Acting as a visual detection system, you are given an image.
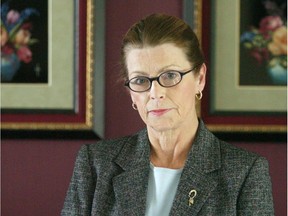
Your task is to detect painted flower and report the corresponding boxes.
[1,43,14,55]
[12,23,32,46]
[259,15,283,38]
[0,25,9,47]
[268,26,287,55]
[250,48,270,66]
[17,46,32,63]
[6,10,20,25]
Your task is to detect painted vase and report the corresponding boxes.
[267,63,287,85]
[1,52,21,82]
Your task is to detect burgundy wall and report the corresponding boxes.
[1,1,287,216]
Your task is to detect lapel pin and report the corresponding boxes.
[188,189,197,206]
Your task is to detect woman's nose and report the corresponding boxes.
[149,80,165,100]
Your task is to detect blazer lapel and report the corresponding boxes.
[170,121,221,215]
[112,130,151,215]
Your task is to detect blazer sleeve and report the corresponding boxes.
[61,145,96,216]
[237,156,274,215]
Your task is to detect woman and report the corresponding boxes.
[62,14,274,215]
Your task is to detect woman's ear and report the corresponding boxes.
[198,63,206,91]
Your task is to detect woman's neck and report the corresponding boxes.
[147,119,199,169]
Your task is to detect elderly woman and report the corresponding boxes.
[62,14,274,215]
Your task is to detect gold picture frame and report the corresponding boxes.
[191,0,287,135]
[1,0,105,138]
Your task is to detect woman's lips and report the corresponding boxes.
[148,109,171,116]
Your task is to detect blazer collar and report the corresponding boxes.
[113,129,150,171]
[112,120,221,215]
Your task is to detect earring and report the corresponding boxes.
[195,90,203,100]
[132,102,138,110]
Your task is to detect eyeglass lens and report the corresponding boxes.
[128,71,182,92]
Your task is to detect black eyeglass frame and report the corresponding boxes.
[124,63,202,92]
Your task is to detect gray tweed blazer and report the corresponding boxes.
[62,120,274,215]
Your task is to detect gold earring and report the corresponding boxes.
[132,102,137,110]
[195,90,203,100]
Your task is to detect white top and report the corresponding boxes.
[145,163,183,216]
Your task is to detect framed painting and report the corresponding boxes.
[192,0,287,141]
[1,0,105,139]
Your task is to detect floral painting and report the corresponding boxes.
[239,0,287,86]
[1,0,48,83]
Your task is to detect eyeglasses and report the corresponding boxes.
[125,64,201,92]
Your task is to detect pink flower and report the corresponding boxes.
[259,16,283,38]
[17,46,32,63]
[6,10,20,25]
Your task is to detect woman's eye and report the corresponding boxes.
[162,71,178,80]
[131,77,148,85]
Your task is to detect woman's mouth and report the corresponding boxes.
[148,109,171,116]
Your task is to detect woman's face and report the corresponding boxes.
[126,43,206,132]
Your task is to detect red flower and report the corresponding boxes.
[17,46,32,63]
[250,48,270,66]
[259,16,283,38]
[1,43,15,55]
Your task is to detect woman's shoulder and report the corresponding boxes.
[199,120,265,165]
[77,129,146,161]
[218,139,268,171]
[219,140,258,159]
